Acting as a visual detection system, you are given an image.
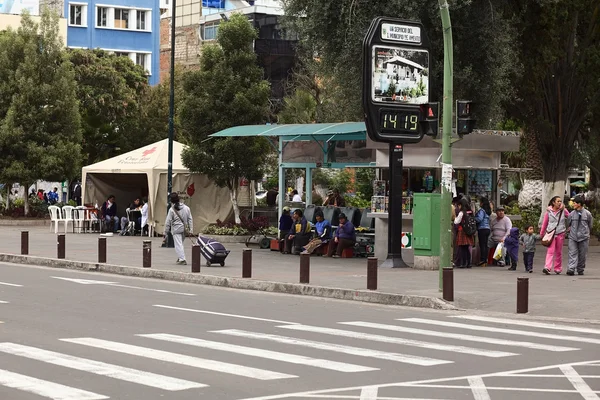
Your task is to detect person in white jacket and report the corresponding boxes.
[164,193,193,265]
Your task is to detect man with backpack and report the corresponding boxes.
[487,206,513,266]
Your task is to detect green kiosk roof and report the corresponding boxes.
[210,122,367,142]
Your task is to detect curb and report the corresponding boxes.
[0,253,456,311]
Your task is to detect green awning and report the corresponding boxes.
[210,122,367,142]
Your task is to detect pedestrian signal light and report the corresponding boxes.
[456,100,476,136]
[419,102,439,137]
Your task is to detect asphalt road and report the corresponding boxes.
[1,262,599,400]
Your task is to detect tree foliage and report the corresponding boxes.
[0,11,81,215]
[180,13,272,222]
[69,48,149,165]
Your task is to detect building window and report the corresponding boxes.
[97,7,108,27]
[115,52,130,58]
[69,4,85,26]
[203,23,219,40]
[136,10,147,30]
[114,9,129,29]
[135,53,150,74]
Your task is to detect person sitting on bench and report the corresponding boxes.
[302,210,332,254]
[326,212,356,258]
[284,209,312,255]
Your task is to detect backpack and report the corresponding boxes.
[461,212,477,236]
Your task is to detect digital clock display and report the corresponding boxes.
[379,110,420,134]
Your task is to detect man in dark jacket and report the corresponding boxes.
[284,209,312,254]
[326,213,356,258]
[101,195,119,233]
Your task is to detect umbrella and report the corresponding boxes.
[570,180,586,187]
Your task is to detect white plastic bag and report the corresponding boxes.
[493,242,504,261]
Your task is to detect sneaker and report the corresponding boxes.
[332,255,340,258]
[528,270,533,273]
[578,271,584,276]
[555,271,561,275]
[543,268,550,275]
[176,259,187,265]
[508,267,516,271]
[567,270,575,276]
[477,261,487,267]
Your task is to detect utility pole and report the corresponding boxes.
[438,0,453,291]
[164,0,177,248]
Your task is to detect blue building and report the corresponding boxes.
[65,0,160,85]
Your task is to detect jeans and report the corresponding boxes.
[523,252,534,271]
[478,229,490,263]
[104,216,119,232]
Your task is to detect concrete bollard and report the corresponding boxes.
[57,234,65,259]
[442,268,454,302]
[517,277,529,314]
[191,245,201,273]
[242,248,252,278]
[300,253,310,284]
[98,237,107,263]
[21,231,29,255]
[142,240,151,268]
[367,257,378,290]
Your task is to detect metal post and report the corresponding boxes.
[517,277,529,314]
[98,237,106,263]
[300,253,310,284]
[277,138,285,239]
[143,240,152,268]
[438,0,454,291]
[164,0,177,249]
[242,248,252,278]
[367,257,378,290]
[382,143,409,268]
[442,267,454,302]
[57,234,65,259]
[191,244,201,273]
[21,231,29,255]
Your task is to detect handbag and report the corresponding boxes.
[172,207,192,237]
[493,242,504,261]
[541,209,563,247]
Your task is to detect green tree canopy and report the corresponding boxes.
[69,48,149,165]
[0,11,81,215]
[180,13,272,223]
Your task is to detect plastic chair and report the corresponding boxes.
[48,206,66,234]
[338,207,361,227]
[322,206,340,227]
[74,206,88,233]
[62,206,75,233]
[303,205,321,224]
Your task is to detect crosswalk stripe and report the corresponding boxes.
[400,318,600,345]
[0,281,22,287]
[0,368,108,400]
[62,337,296,381]
[277,325,517,358]
[138,333,377,373]
[340,321,578,352]
[0,342,206,391]
[214,329,452,366]
[0,300,9,304]
[451,315,600,335]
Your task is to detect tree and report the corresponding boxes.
[506,0,600,211]
[0,11,81,216]
[282,0,518,126]
[69,48,149,165]
[180,13,272,223]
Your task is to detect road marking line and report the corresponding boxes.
[341,321,577,352]
[304,396,449,400]
[560,365,600,400]
[0,342,205,391]
[154,305,299,325]
[450,315,600,335]
[0,368,108,400]
[213,329,452,366]
[235,359,600,400]
[277,325,517,358]
[62,337,296,381]
[400,384,597,393]
[0,281,22,287]
[468,377,491,400]
[400,318,600,345]
[51,277,195,296]
[0,301,8,304]
[499,374,600,378]
[359,386,378,399]
[138,333,377,373]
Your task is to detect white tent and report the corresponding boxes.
[82,139,233,234]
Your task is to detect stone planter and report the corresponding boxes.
[202,234,252,244]
[0,218,49,226]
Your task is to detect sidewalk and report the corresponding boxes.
[0,226,598,320]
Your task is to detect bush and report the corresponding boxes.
[503,204,541,232]
[203,216,277,236]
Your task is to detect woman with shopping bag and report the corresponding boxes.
[540,196,569,275]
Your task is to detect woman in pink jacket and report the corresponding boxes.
[540,196,569,275]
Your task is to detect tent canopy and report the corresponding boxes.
[82,139,233,234]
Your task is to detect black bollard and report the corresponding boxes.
[57,234,65,259]
[517,277,529,314]
[191,245,201,273]
[242,248,252,278]
[300,253,310,284]
[98,237,107,263]
[442,268,454,302]
[367,257,378,290]
[142,240,151,268]
[21,231,29,255]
